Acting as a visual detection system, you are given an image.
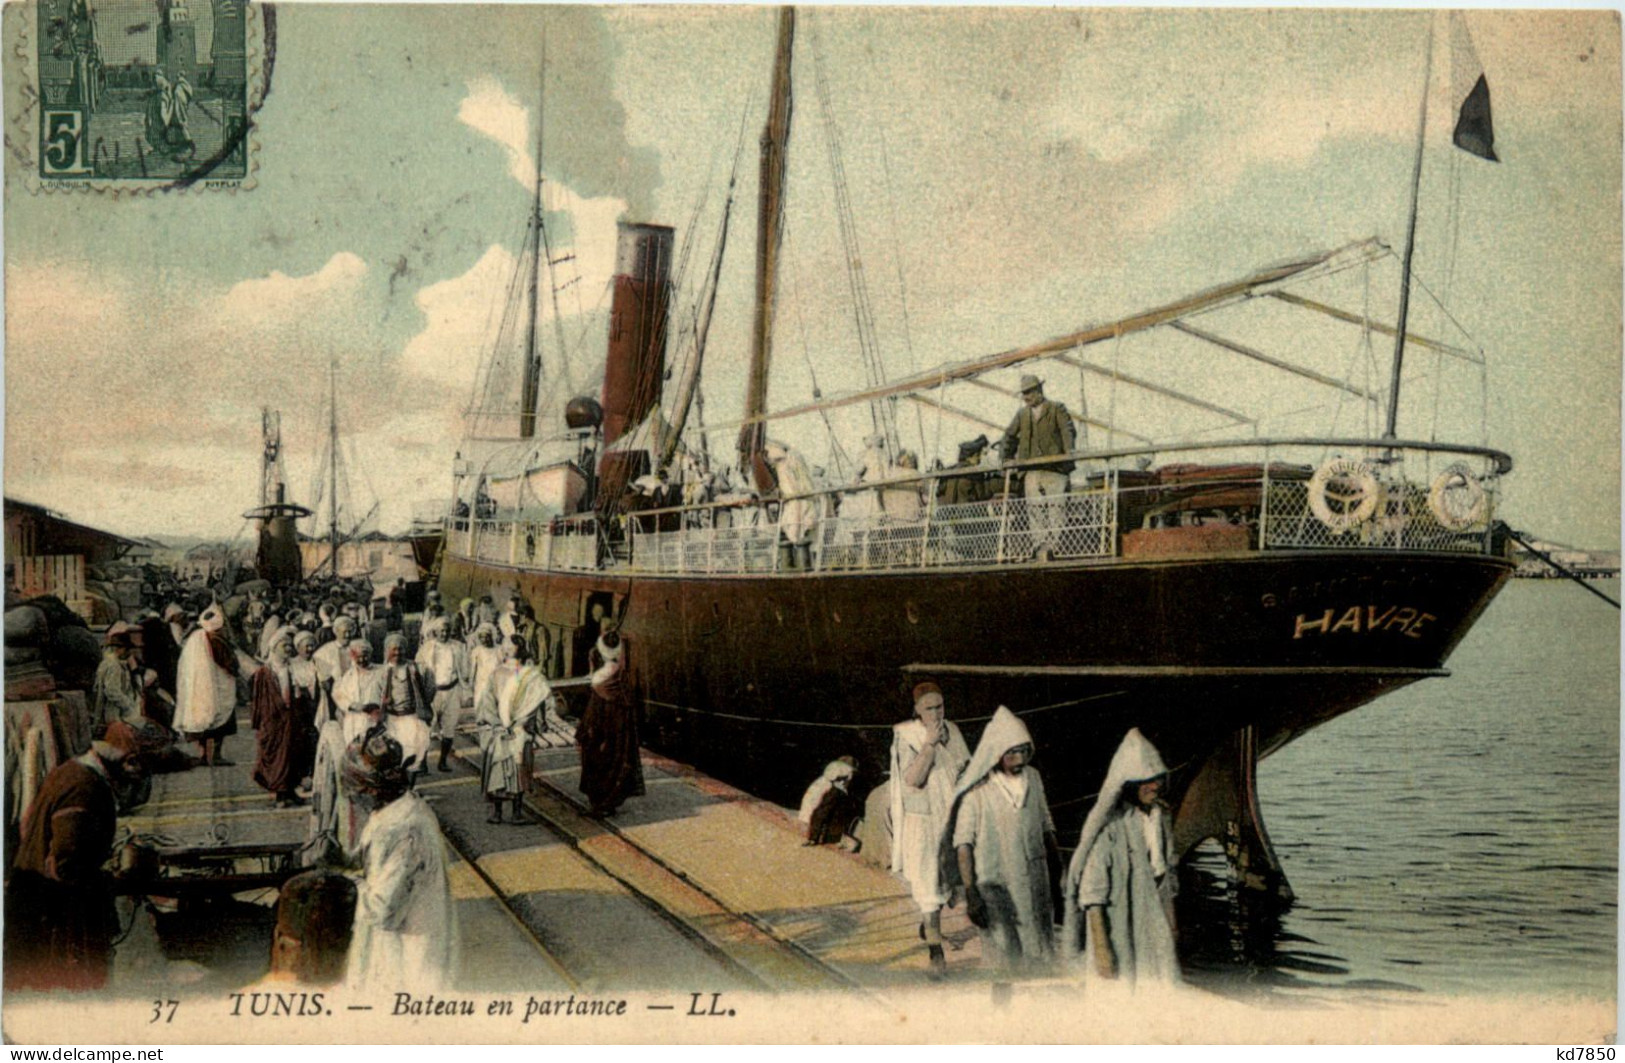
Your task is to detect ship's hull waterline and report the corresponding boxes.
[440,547,1514,854]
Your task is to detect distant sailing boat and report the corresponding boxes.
[302,353,383,580]
[435,9,1513,904]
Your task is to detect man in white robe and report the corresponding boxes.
[475,640,550,824]
[416,617,468,772]
[341,729,455,990]
[947,706,1060,975]
[888,680,970,979]
[312,616,357,696]
[1062,728,1181,990]
[764,440,818,570]
[466,623,505,712]
[330,640,387,746]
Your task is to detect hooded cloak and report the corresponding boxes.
[941,706,1055,971]
[1060,728,1179,987]
[174,607,239,739]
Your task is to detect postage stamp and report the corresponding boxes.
[13,0,270,190]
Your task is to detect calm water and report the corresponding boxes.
[1181,578,1619,1002]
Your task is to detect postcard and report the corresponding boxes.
[2,3,1618,1045]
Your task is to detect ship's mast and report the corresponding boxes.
[661,128,745,475]
[328,353,340,576]
[737,6,795,485]
[1385,18,1435,440]
[518,63,546,440]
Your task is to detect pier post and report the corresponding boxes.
[1173,724,1294,908]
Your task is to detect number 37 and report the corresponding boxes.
[150,999,179,1024]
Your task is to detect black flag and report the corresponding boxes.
[1453,74,1498,162]
[1451,14,1499,162]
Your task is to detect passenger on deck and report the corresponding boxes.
[1001,374,1077,561]
[251,632,316,808]
[174,605,241,768]
[417,617,468,773]
[576,620,644,818]
[798,756,863,850]
[937,435,995,507]
[475,637,551,825]
[1063,728,1181,991]
[945,706,1060,976]
[881,452,925,523]
[765,440,818,570]
[845,434,891,521]
[889,680,971,979]
[342,729,456,989]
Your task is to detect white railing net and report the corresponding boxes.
[448,444,1501,575]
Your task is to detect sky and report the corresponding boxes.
[3,5,1619,548]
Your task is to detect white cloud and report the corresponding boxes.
[399,243,518,391]
[217,252,369,325]
[459,76,535,189]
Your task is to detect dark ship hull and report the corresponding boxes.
[440,545,1514,844]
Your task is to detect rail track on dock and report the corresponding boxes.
[433,742,866,996]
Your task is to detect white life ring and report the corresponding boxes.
[1308,458,1379,533]
[1427,464,1488,531]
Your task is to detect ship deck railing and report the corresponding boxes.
[444,438,1510,576]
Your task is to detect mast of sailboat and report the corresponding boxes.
[1385,17,1435,440]
[661,114,748,475]
[737,6,795,486]
[519,57,547,440]
[327,352,340,576]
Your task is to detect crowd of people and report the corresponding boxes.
[7,571,647,993]
[14,543,1178,994]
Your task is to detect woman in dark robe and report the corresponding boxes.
[576,621,644,817]
[251,633,315,807]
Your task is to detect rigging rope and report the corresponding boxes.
[809,20,901,456]
[1504,529,1620,610]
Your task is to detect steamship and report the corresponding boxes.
[435,10,1513,894]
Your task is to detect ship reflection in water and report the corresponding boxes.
[1177,580,1618,1001]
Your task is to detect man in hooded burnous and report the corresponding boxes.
[341,728,455,989]
[889,680,971,978]
[174,604,241,766]
[6,721,154,990]
[947,706,1060,975]
[576,619,644,817]
[1062,728,1181,990]
[475,637,550,824]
